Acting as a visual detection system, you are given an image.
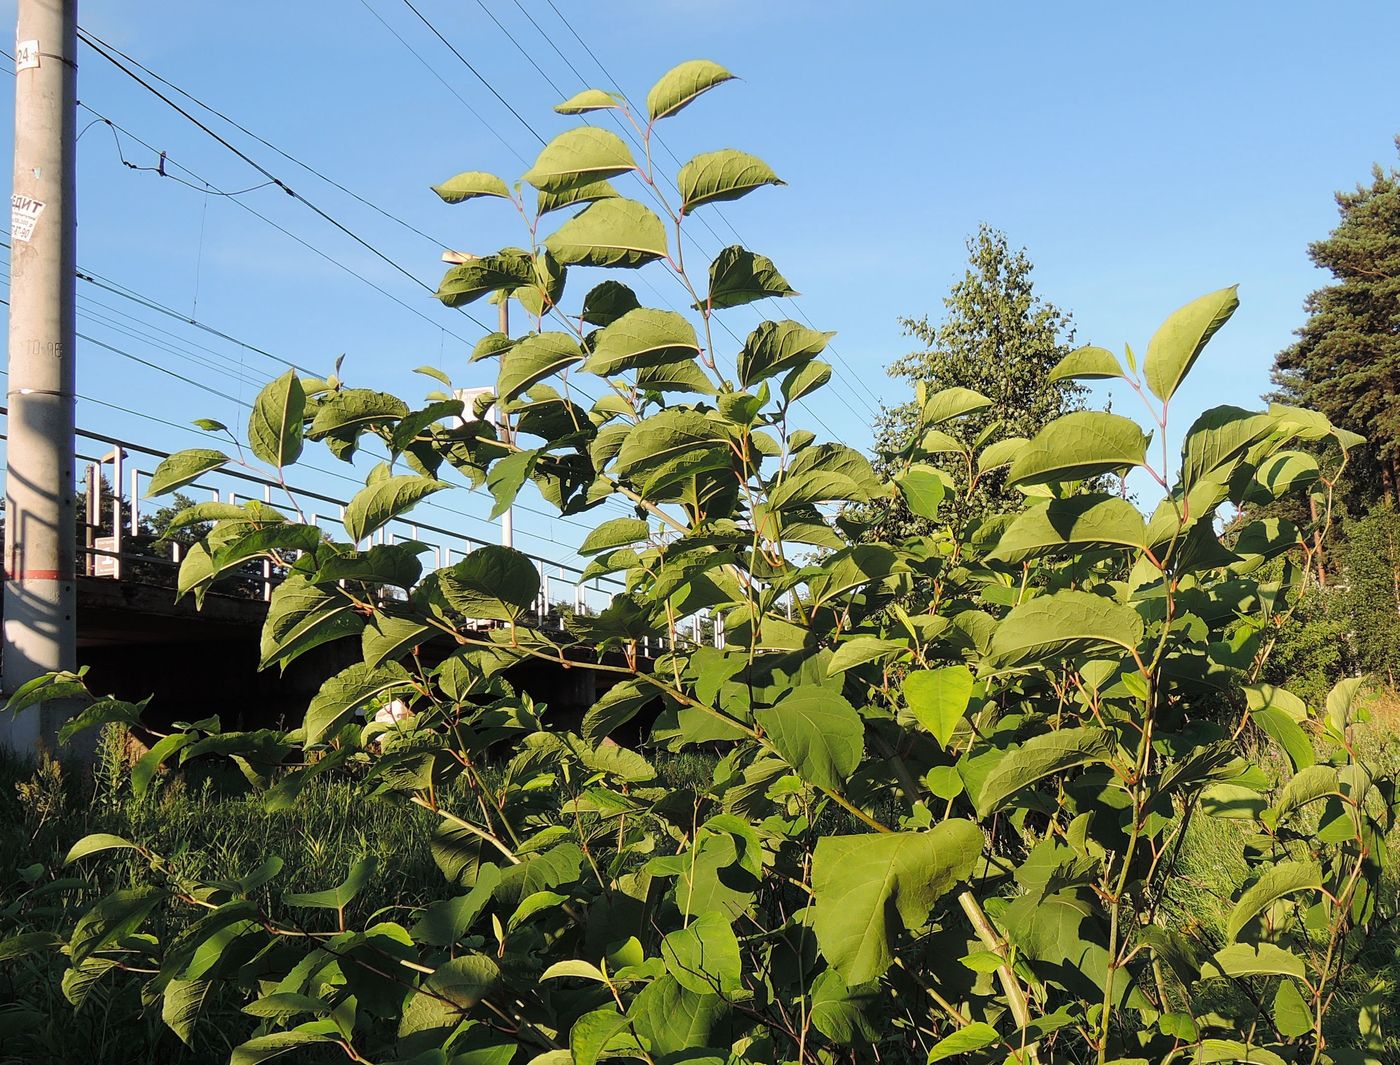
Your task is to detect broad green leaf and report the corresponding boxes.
[284,857,377,911]
[895,463,946,519]
[65,833,140,865]
[553,88,621,114]
[1143,286,1240,403]
[612,409,731,488]
[1251,706,1315,774]
[570,1007,636,1065]
[498,332,584,401]
[1007,411,1149,487]
[923,386,992,424]
[579,517,650,555]
[342,475,447,543]
[304,661,410,745]
[544,198,668,268]
[431,170,510,203]
[522,126,637,192]
[147,449,228,497]
[827,636,908,674]
[989,495,1148,563]
[580,280,640,326]
[972,726,1116,816]
[646,59,735,121]
[58,697,143,746]
[1047,345,1124,383]
[987,589,1144,669]
[70,886,164,965]
[1205,942,1308,980]
[660,911,742,994]
[3,669,88,714]
[1226,860,1322,941]
[1326,676,1368,734]
[1254,450,1319,497]
[926,1022,1001,1062]
[132,732,195,797]
[903,665,974,748]
[811,820,982,983]
[435,253,535,308]
[678,149,784,215]
[584,308,700,376]
[628,974,730,1056]
[705,245,797,309]
[808,968,882,1045]
[248,370,305,469]
[162,978,212,1047]
[230,1030,336,1065]
[1179,405,1276,489]
[754,686,863,791]
[441,546,541,623]
[260,576,363,671]
[536,178,619,217]
[782,359,831,404]
[308,389,409,438]
[738,320,833,387]
[486,448,538,520]
[977,436,1028,473]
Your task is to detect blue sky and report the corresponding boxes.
[3,1,1398,557]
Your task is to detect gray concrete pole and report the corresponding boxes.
[2,0,78,751]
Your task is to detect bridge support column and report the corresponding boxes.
[2,0,79,752]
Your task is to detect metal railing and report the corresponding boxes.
[0,409,727,651]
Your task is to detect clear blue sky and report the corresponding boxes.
[3,1,1398,556]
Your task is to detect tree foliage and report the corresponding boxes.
[2,62,1395,1065]
[1273,138,1400,506]
[865,225,1083,537]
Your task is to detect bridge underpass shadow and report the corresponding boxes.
[71,576,639,736]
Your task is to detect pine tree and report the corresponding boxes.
[866,224,1082,537]
[1273,138,1400,505]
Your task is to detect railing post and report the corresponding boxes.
[110,447,124,580]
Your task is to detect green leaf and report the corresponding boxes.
[441,546,541,623]
[70,886,164,965]
[738,320,833,387]
[260,576,362,671]
[1273,979,1313,1038]
[523,126,637,192]
[486,448,538,519]
[536,178,619,217]
[628,974,730,1056]
[342,475,447,543]
[308,389,409,438]
[827,636,908,675]
[678,149,784,215]
[811,820,982,983]
[926,1022,1001,1062]
[570,1007,636,1065]
[431,170,510,203]
[987,589,1144,670]
[58,697,143,746]
[612,409,731,489]
[1326,676,1368,733]
[1206,942,1308,980]
[895,463,946,519]
[978,437,1028,473]
[580,280,640,326]
[646,59,735,121]
[435,253,534,308]
[584,308,700,376]
[903,665,974,748]
[544,198,668,268]
[782,359,831,404]
[705,245,797,309]
[1254,450,1320,497]
[284,857,377,911]
[162,978,212,1047]
[132,732,194,797]
[660,911,743,994]
[305,661,410,745]
[1143,286,1240,403]
[554,88,621,114]
[498,332,584,402]
[1179,405,1276,489]
[989,495,1148,563]
[1006,411,1149,487]
[65,833,140,865]
[923,386,992,424]
[230,1030,336,1065]
[1226,860,1322,941]
[147,449,228,497]
[248,370,306,469]
[972,726,1116,816]
[580,517,650,556]
[1047,345,1125,383]
[754,686,863,791]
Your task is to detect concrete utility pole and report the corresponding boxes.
[2,0,79,750]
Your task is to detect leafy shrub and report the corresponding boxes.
[3,60,1396,1065]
